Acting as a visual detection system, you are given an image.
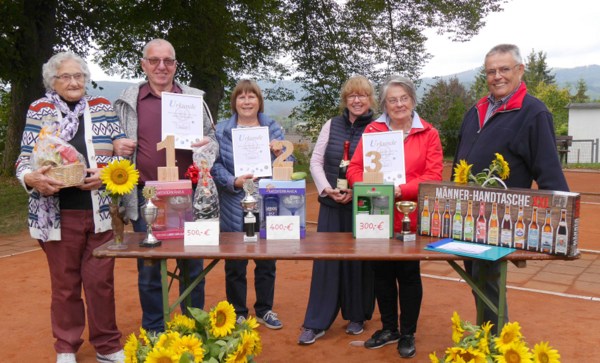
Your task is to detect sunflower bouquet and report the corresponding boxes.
[100,159,139,244]
[453,153,510,189]
[429,311,560,363]
[124,301,261,363]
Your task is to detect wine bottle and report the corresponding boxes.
[336,140,350,190]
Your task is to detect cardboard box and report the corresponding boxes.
[352,183,395,238]
[417,181,580,256]
[145,180,194,240]
[258,179,306,238]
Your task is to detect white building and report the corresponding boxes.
[566,103,600,164]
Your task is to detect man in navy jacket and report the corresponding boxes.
[453,44,568,330]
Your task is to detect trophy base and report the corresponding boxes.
[396,233,416,242]
[139,239,162,248]
[243,234,258,243]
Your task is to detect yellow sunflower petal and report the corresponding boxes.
[533,341,561,363]
[209,301,237,338]
[101,159,139,195]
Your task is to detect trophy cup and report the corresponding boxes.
[395,201,417,242]
[140,186,162,247]
[240,179,258,243]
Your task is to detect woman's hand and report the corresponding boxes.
[325,187,353,205]
[395,185,402,199]
[113,138,136,157]
[269,140,284,157]
[234,173,254,189]
[79,168,102,191]
[23,166,64,196]
[191,136,212,148]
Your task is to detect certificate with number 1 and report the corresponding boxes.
[232,126,272,177]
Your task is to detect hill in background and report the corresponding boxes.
[90,65,600,121]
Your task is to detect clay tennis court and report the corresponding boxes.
[1,168,599,362]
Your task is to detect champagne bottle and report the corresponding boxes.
[487,202,499,245]
[513,206,526,249]
[476,201,487,243]
[452,199,463,240]
[442,199,451,238]
[420,196,430,235]
[336,140,350,190]
[540,209,554,253]
[527,206,540,251]
[431,197,441,237]
[463,200,474,242]
[554,209,568,255]
[500,204,512,247]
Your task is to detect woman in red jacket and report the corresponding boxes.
[347,75,443,358]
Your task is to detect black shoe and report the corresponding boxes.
[364,329,400,349]
[397,334,416,358]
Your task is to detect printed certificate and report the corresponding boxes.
[232,126,272,177]
[362,130,406,186]
[161,92,204,150]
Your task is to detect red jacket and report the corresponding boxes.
[347,117,444,232]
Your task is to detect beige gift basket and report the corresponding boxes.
[46,163,86,188]
[32,128,86,188]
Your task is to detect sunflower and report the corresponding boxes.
[451,311,465,343]
[248,330,262,356]
[493,153,510,180]
[533,341,561,363]
[145,347,180,363]
[174,335,204,363]
[495,322,524,352]
[453,160,473,184]
[224,344,247,363]
[167,313,196,333]
[155,331,182,350]
[139,327,151,346]
[124,333,139,363]
[494,341,533,363]
[100,159,139,196]
[209,301,237,338]
[243,315,260,330]
[429,352,441,363]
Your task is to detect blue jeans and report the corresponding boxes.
[133,189,205,332]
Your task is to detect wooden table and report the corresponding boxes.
[94,231,577,330]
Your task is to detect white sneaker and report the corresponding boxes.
[96,349,125,363]
[56,353,77,363]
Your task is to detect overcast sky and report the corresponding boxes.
[90,0,600,81]
[421,0,600,77]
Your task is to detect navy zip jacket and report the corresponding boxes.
[453,82,568,192]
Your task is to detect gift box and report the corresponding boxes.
[145,180,194,240]
[352,183,395,238]
[258,179,306,238]
[417,181,580,256]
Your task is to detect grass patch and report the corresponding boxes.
[565,163,600,170]
[0,176,29,235]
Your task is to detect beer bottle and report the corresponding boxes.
[420,196,430,235]
[442,199,451,238]
[463,200,474,242]
[487,202,499,245]
[357,196,371,215]
[527,206,540,251]
[431,197,441,237]
[500,204,512,247]
[540,209,554,253]
[554,209,568,255]
[513,206,526,249]
[475,201,487,243]
[452,199,463,240]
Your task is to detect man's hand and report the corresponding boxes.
[191,136,212,148]
[113,138,137,157]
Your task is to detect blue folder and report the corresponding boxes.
[425,238,516,261]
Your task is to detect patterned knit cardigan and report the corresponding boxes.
[15,95,125,241]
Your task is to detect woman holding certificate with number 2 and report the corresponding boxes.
[211,79,287,330]
[347,75,443,359]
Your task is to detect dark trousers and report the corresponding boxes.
[225,259,276,318]
[372,261,422,335]
[464,260,508,334]
[41,210,122,355]
[303,260,375,330]
[133,189,205,332]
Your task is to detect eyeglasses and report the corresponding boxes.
[347,94,368,102]
[143,57,177,67]
[386,96,411,105]
[485,64,520,77]
[54,73,84,83]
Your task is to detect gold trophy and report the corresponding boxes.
[140,186,162,247]
[240,179,258,242]
[395,201,417,242]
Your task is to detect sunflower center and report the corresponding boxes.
[216,311,226,327]
[539,352,549,363]
[111,168,129,185]
[506,349,521,363]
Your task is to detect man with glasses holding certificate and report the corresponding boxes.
[114,38,216,333]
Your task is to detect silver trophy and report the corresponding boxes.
[140,186,162,248]
[395,201,417,242]
[240,179,258,242]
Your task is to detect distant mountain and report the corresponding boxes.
[91,64,600,120]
